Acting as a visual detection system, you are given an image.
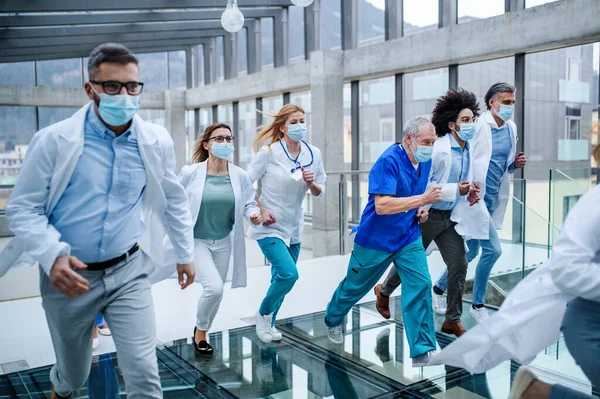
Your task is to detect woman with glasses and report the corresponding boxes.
[374,88,481,337]
[161,123,262,355]
[248,104,326,343]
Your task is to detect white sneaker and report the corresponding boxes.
[432,289,447,315]
[469,306,490,323]
[508,366,538,399]
[412,350,437,367]
[92,337,99,349]
[255,311,273,343]
[270,326,283,342]
[327,325,344,344]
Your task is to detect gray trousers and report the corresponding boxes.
[40,251,162,398]
[380,209,468,323]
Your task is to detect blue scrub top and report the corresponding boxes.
[354,144,431,253]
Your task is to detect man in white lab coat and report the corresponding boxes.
[2,43,195,399]
[430,82,527,324]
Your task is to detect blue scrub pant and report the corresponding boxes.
[95,313,105,328]
[324,239,436,358]
[258,237,301,326]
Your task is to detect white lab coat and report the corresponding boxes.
[460,111,518,240]
[425,134,482,245]
[430,184,600,373]
[0,102,194,278]
[150,161,260,288]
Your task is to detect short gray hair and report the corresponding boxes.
[88,43,138,80]
[484,82,516,110]
[403,115,434,139]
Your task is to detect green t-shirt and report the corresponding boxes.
[194,174,235,240]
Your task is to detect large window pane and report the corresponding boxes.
[404,0,439,36]
[217,36,225,82]
[198,108,214,139]
[238,100,257,169]
[137,52,167,92]
[197,45,205,87]
[0,62,34,86]
[288,6,306,63]
[186,110,196,163]
[403,68,449,123]
[0,106,36,184]
[525,44,596,180]
[458,0,504,23]
[343,83,352,171]
[261,95,283,127]
[38,107,80,129]
[237,28,248,76]
[321,0,341,50]
[358,0,385,47]
[458,57,515,111]
[217,104,233,127]
[36,58,82,88]
[168,51,186,90]
[261,18,274,70]
[290,91,312,143]
[137,109,166,127]
[359,77,395,169]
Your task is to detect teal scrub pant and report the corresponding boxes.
[324,239,436,358]
[258,237,301,326]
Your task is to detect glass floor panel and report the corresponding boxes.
[1,299,597,398]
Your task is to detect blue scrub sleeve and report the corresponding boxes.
[368,157,398,196]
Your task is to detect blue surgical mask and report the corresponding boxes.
[456,122,476,141]
[495,103,514,121]
[287,123,307,142]
[95,92,140,126]
[411,142,434,163]
[211,142,234,160]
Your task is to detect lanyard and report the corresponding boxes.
[280,140,314,173]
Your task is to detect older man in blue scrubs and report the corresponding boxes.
[324,116,443,367]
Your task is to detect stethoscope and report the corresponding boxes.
[280,140,314,173]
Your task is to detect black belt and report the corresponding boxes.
[86,244,140,271]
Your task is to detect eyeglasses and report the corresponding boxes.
[206,136,235,143]
[456,116,478,124]
[90,80,144,95]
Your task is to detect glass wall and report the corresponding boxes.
[0,62,34,86]
[321,0,341,50]
[358,0,385,47]
[238,100,257,169]
[237,28,248,76]
[458,57,515,111]
[288,6,305,63]
[404,0,439,36]
[137,109,166,127]
[343,83,352,171]
[261,18,274,70]
[290,91,312,142]
[186,110,196,163]
[136,52,167,92]
[217,104,233,127]
[359,77,396,170]
[36,58,82,88]
[403,68,449,123]
[458,0,504,23]
[198,108,214,143]
[260,95,283,127]
[216,36,225,82]
[197,44,205,87]
[38,107,80,129]
[167,50,186,90]
[0,106,36,184]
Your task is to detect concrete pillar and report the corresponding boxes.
[310,50,346,257]
[165,90,187,173]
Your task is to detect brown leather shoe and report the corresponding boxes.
[374,284,391,319]
[52,386,72,399]
[441,321,467,337]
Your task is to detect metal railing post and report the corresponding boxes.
[339,174,348,255]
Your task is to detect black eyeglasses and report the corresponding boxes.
[90,80,144,95]
[206,136,235,143]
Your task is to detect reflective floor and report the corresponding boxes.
[1,298,598,398]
